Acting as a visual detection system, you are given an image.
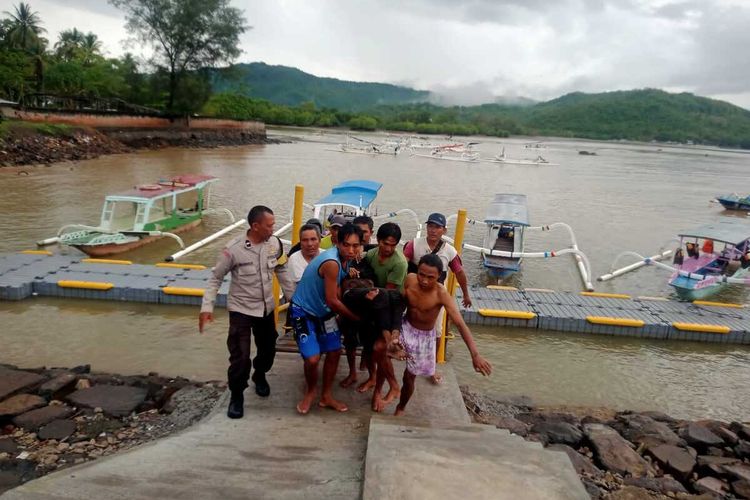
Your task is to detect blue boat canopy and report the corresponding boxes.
[484,194,529,226]
[678,220,750,245]
[315,180,383,209]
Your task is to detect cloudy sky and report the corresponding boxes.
[6,0,750,108]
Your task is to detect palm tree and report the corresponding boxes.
[54,28,84,61]
[3,2,45,51]
[80,32,102,65]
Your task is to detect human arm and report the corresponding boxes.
[321,260,360,321]
[199,249,233,333]
[456,269,472,308]
[403,240,414,263]
[273,240,296,301]
[439,286,491,376]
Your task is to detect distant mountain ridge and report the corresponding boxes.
[212,62,430,111]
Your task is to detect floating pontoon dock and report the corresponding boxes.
[2,252,749,344]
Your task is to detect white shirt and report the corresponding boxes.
[288,249,321,283]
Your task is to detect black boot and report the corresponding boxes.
[252,371,270,397]
[227,391,244,419]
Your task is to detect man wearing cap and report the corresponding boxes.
[320,214,346,249]
[199,205,295,419]
[403,212,472,384]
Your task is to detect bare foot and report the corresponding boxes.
[429,373,444,385]
[318,397,348,412]
[356,378,376,393]
[296,392,316,415]
[394,406,405,416]
[340,373,358,388]
[382,387,400,405]
[372,393,386,412]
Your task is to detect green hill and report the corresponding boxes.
[212,62,429,110]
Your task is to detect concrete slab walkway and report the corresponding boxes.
[1,354,470,500]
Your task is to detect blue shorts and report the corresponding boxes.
[290,304,342,359]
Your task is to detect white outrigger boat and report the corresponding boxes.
[325,135,400,156]
[484,148,558,166]
[39,175,233,257]
[410,143,480,163]
[310,179,383,222]
[480,194,529,278]
[599,220,750,301]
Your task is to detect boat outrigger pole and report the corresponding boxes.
[598,250,673,282]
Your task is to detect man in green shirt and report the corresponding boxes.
[363,222,407,411]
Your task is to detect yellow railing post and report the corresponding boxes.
[292,184,304,246]
[438,208,467,364]
[275,184,305,326]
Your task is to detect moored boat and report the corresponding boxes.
[668,221,750,300]
[50,175,224,257]
[312,179,383,222]
[481,194,529,278]
[716,193,750,211]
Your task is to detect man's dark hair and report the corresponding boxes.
[376,222,401,243]
[419,253,444,273]
[299,223,321,239]
[353,215,374,230]
[338,223,364,244]
[247,205,273,225]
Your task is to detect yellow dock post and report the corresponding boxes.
[275,184,305,326]
[438,208,467,364]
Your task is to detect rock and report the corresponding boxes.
[623,476,688,494]
[12,405,74,431]
[493,417,529,436]
[732,479,750,498]
[697,455,740,476]
[606,485,656,499]
[646,445,696,481]
[694,477,728,497]
[37,419,76,441]
[581,478,602,498]
[0,394,46,417]
[547,444,602,476]
[680,423,724,449]
[0,438,18,454]
[67,385,147,417]
[516,411,580,426]
[0,368,45,400]
[735,440,750,459]
[714,426,739,446]
[70,365,91,375]
[531,421,583,447]
[618,414,685,447]
[78,418,123,440]
[730,422,750,441]
[639,411,678,425]
[584,423,654,477]
[38,373,77,398]
[723,463,750,482]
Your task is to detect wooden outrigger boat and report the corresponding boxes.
[716,193,750,211]
[484,148,558,166]
[43,175,228,257]
[668,221,750,300]
[480,194,529,278]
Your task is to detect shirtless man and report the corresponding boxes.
[395,254,492,416]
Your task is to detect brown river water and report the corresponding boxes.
[1,127,750,420]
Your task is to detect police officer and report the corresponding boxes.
[199,205,295,419]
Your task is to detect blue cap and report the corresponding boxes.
[425,212,447,227]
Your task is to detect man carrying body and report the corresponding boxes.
[396,254,492,416]
[199,206,295,419]
[403,212,472,384]
[291,223,363,414]
[340,215,379,389]
[364,222,408,411]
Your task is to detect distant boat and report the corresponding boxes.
[312,179,383,222]
[716,193,750,211]
[484,148,558,166]
[480,194,529,278]
[410,143,480,163]
[325,136,400,155]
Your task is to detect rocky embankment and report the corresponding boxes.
[0,363,223,494]
[0,124,274,167]
[462,388,750,499]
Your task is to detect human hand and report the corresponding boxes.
[462,296,472,308]
[198,312,214,334]
[349,267,361,278]
[471,353,492,376]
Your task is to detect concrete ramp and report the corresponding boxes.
[363,416,588,500]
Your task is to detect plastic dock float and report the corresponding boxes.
[456,286,750,345]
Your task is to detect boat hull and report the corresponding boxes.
[482,256,521,279]
[73,219,203,257]
[717,198,750,211]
